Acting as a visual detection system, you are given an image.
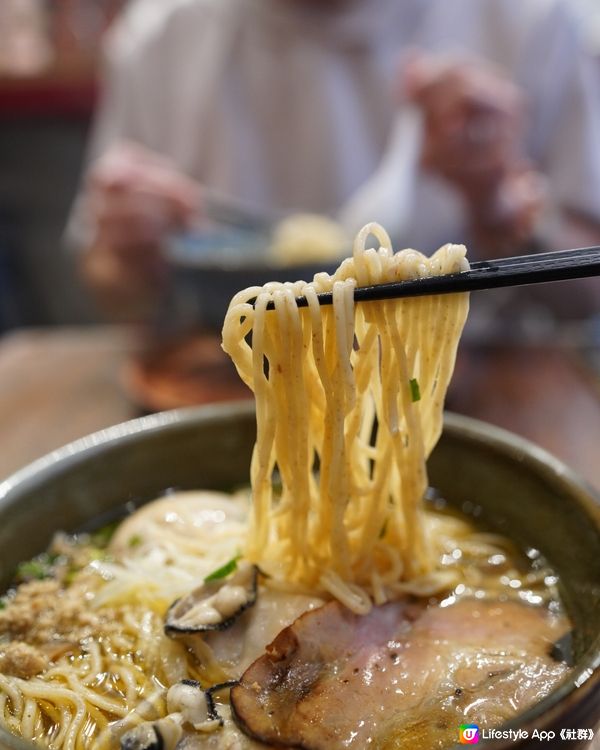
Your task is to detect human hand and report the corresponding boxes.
[82,141,200,317]
[402,52,547,254]
[469,165,547,257]
[403,52,524,204]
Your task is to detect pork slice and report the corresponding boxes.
[230,598,570,749]
[198,589,325,679]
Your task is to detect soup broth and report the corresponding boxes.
[0,490,571,750]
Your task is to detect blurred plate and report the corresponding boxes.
[121,333,251,412]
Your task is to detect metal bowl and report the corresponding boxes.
[0,403,599,749]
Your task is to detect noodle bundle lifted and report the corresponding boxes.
[0,222,573,750]
[222,222,470,612]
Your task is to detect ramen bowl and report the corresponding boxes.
[0,403,599,749]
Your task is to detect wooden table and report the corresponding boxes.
[0,327,139,478]
[448,344,600,493]
[0,326,599,495]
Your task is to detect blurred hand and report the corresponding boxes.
[82,141,200,317]
[471,164,547,256]
[403,52,545,254]
[403,52,524,197]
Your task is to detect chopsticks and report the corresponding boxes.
[263,245,600,309]
[204,191,279,234]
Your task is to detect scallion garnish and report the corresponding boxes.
[409,378,421,402]
[16,558,51,581]
[90,521,120,549]
[204,555,241,583]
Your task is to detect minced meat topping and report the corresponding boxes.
[0,642,48,678]
[0,575,124,678]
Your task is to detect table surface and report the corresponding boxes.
[0,328,139,480]
[0,326,598,746]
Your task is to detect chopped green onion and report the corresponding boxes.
[16,559,51,581]
[0,599,6,610]
[409,378,421,402]
[64,568,78,586]
[14,551,66,583]
[204,555,241,583]
[91,521,120,549]
[128,535,143,548]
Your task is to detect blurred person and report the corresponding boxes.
[72,0,600,320]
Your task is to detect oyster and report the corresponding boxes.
[165,562,258,635]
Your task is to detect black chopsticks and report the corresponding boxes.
[262,245,600,309]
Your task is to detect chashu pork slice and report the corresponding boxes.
[231,598,570,749]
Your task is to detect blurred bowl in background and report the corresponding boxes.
[128,219,345,412]
[163,217,347,331]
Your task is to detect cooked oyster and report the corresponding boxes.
[165,562,258,635]
[120,680,237,749]
[120,715,182,750]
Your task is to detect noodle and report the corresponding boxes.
[222,222,470,611]
[0,223,568,749]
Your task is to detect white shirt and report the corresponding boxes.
[85,0,600,253]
